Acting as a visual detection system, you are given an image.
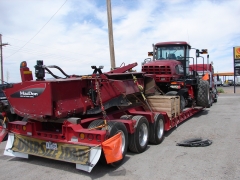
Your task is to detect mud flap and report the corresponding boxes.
[4,133,101,172]
[0,126,8,142]
[76,146,101,172]
[4,133,28,158]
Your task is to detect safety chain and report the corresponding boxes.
[95,78,108,130]
[132,74,153,112]
[132,93,150,110]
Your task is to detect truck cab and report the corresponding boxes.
[142,41,192,93]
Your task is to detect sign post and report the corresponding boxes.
[233,46,240,93]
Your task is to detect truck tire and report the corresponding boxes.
[120,115,133,120]
[88,120,128,167]
[100,121,128,167]
[213,91,218,103]
[128,115,149,153]
[87,119,104,129]
[214,96,218,103]
[196,80,210,107]
[149,114,165,145]
[166,91,185,112]
[207,93,213,108]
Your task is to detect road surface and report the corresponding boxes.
[0,93,240,180]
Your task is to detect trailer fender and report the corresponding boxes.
[76,146,101,172]
[4,133,29,158]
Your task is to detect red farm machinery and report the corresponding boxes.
[142,41,218,111]
[0,55,207,172]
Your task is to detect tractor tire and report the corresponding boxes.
[149,113,165,145]
[100,121,128,167]
[166,91,185,112]
[214,97,218,103]
[196,79,210,107]
[213,91,218,103]
[207,93,213,108]
[128,116,149,153]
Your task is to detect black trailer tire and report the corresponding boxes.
[87,119,104,129]
[166,91,185,112]
[120,115,133,120]
[149,114,165,145]
[196,80,210,107]
[100,121,128,167]
[128,116,149,153]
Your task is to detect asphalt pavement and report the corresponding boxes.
[0,93,240,180]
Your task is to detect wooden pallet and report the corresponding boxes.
[147,95,180,119]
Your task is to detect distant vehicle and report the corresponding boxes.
[222,83,230,87]
[228,80,234,86]
[214,76,222,86]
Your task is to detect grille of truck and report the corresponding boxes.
[142,65,171,74]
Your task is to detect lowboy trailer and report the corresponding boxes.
[1,60,204,172]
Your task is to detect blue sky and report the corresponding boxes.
[0,0,239,82]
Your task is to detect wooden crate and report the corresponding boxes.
[147,95,180,119]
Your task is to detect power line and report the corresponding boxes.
[6,45,89,62]
[6,0,68,59]
[4,35,87,57]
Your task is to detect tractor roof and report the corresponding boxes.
[155,41,191,48]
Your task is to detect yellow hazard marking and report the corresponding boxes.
[23,71,32,75]
[12,134,90,165]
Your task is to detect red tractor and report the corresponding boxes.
[142,41,218,111]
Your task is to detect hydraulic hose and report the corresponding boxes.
[44,67,62,79]
[46,65,70,78]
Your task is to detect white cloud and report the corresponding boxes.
[0,0,239,82]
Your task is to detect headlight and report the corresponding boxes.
[170,85,180,89]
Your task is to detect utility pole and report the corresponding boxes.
[0,34,9,84]
[106,0,116,69]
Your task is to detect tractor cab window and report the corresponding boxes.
[156,46,185,60]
